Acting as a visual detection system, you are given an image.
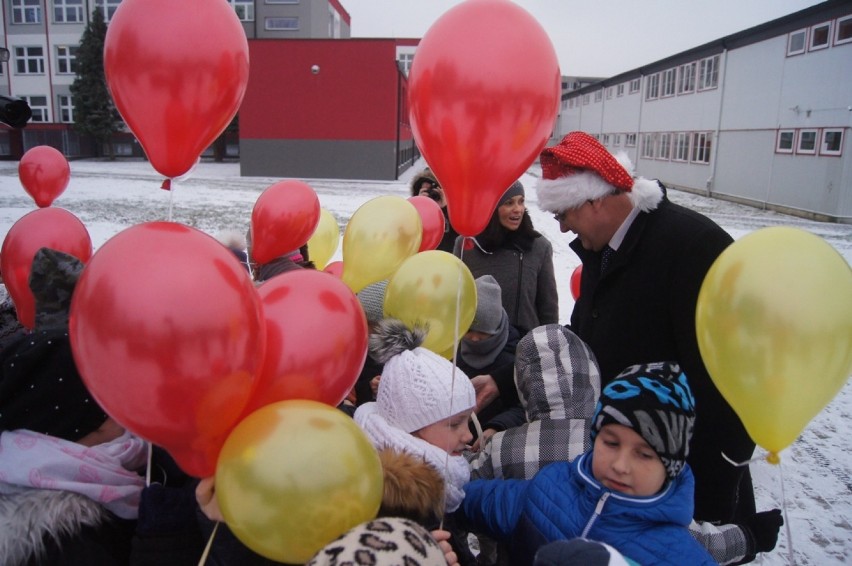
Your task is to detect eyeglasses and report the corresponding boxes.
[553,198,600,222]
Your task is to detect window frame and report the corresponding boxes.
[606,86,613,100]
[775,129,795,154]
[582,94,590,106]
[834,14,852,46]
[11,0,42,24]
[625,133,637,148]
[808,21,832,51]
[645,73,659,101]
[57,94,75,123]
[698,55,720,91]
[53,0,84,23]
[629,78,641,94]
[691,132,712,164]
[787,28,808,56]
[673,132,690,162]
[641,133,655,159]
[14,46,46,74]
[594,90,603,103]
[616,83,625,97]
[56,45,78,75]
[661,68,676,98]
[677,62,696,95]
[265,17,299,31]
[94,0,122,23]
[265,0,300,3]
[21,95,49,122]
[796,129,818,155]
[230,0,255,22]
[819,129,843,156]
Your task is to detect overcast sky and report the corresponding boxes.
[340,0,825,77]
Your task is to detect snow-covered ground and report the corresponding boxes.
[1,157,850,564]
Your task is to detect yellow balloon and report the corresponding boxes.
[341,196,422,293]
[696,227,852,461]
[215,400,383,564]
[384,250,477,354]
[307,208,340,270]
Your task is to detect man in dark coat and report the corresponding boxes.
[534,131,756,527]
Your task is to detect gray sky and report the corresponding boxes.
[340,0,825,77]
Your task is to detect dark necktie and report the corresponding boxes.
[600,245,615,274]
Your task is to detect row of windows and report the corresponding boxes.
[10,0,121,24]
[637,132,713,164]
[776,128,844,156]
[11,94,74,123]
[9,0,301,25]
[566,54,720,109]
[786,15,852,56]
[10,45,78,75]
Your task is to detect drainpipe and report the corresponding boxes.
[707,47,729,197]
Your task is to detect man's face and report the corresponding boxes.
[554,200,610,252]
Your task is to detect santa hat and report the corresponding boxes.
[536,131,663,213]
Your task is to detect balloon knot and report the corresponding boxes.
[766,452,781,465]
[161,179,172,191]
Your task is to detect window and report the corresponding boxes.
[691,132,711,163]
[614,134,622,146]
[834,15,852,45]
[641,134,655,159]
[398,53,414,75]
[657,133,671,160]
[266,0,299,3]
[21,95,49,122]
[58,94,74,123]
[674,133,690,161]
[629,78,640,94]
[12,0,41,24]
[661,68,676,97]
[601,134,610,146]
[677,62,696,94]
[626,133,637,147]
[776,130,795,153]
[94,0,122,22]
[583,94,590,105]
[15,46,45,74]
[231,0,255,21]
[266,17,298,30]
[698,55,719,90]
[645,73,659,100]
[797,130,817,154]
[606,87,613,100]
[616,83,624,97]
[594,90,603,102]
[56,46,78,74]
[54,0,84,23]
[787,28,807,55]
[809,22,832,51]
[819,129,843,156]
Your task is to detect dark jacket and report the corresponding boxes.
[569,193,755,524]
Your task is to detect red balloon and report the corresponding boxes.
[18,146,71,208]
[324,261,344,278]
[69,222,265,477]
[408,0,560,237]
[1,208,92,329]
[570,264,583,301]
[250,180,321,264]
[103,0,249,179]
[243,270,368,416]
[408,195,446,252]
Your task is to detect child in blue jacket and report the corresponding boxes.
[461,361,718,565]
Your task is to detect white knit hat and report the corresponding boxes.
[371,319,475,433]
[536,131,663,213]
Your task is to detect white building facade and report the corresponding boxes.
[558,0,852,223]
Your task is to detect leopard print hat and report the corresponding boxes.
[307,517,446,565]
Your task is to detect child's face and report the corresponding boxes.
[413,409,474,456]
[591,423,667,497]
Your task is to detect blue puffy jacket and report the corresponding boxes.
[461,452,718,566]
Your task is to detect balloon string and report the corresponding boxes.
[779,461,795,565]
[198,520,219,566]
[720,450,771,467]
[145,441,152,487]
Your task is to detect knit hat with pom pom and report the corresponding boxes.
[370,318,475,433]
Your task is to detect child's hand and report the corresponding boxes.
[470,374,499,413]
[195,476,224,522]
[369,375,381,397]
[430,529,458,566]
[469,428,497,452]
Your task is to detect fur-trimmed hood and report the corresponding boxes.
[0,489,109,565]
[378,448,444,526]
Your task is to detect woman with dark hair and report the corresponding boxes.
[410,167,459,253]
[455,180,558,337]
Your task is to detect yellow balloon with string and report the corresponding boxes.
[696,227,852,463]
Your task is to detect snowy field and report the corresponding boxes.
[1,157,850,564]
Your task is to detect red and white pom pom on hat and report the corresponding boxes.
[536,131,662,213]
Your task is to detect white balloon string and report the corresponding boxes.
[779,461,795,564]
[720,450,767,467]
[145,441,152,487]
[198,520,219,566]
